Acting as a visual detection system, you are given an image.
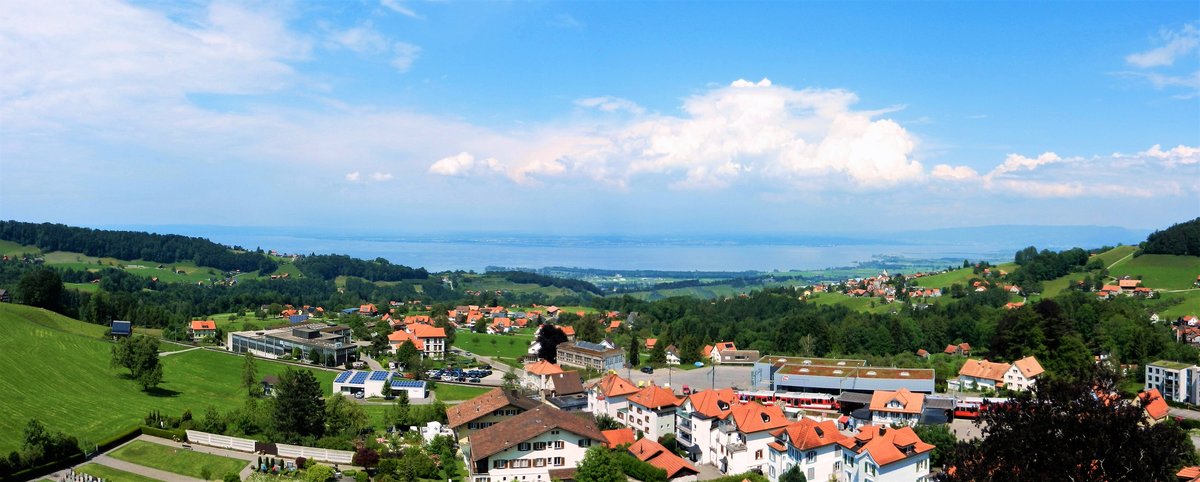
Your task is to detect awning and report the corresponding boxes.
[838,391,874,404]
[838,415,849,424]
[851,407,872,420]
[925,397,957,410]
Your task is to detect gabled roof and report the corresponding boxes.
[684,388,737,418]
[403,315,432,325]
[869,388,925,414]
[388,330,424,350]
[728,402,788,433]
[591,373,640,398]
[602,428,636,448]
[524,359,564,376]
[469,405,603,461]
[646,338,657,348]
[837,425,934,467]
[560,325,576,336]
[958,359,1011,382]
[409,323,447,339]
[628,384,682,410]
[446,388,540,428]
[771,418,847,451]
[191,320,216,331]
[944,344,959,354]
[1011,356,1044,379]
[916,349,930,357]
[628,438,699,479]
[1140,388,1170,421]
[714,341,737,352]
[550,371,584,396]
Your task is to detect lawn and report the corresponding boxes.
[108,440,248,480]
[1094,245,1137,268]
[1153,290,1200,319]
[1110,254,1200,290]
[76,463,164,482]
[805,292,895,314]
[435,384,491,401]
[64,282,101,293]
[454,332,534,359]
[0,303,335,453]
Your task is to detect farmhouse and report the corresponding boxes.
[228,323,356,366]
[464,405,604,482]
[190,320,217,340]
[955,359,1010,391]
[868,388,925,427]
[1004,356,1044,392]
[556,341,626,371]
[447,388,541,442]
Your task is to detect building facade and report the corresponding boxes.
[1145,361,1200,404]
[625,384,683,441]
[466,405,604,482]
[228,323,355,366]
[837,426,933,482]
[557,341,626,371]
[767,418,846,482]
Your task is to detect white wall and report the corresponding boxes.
[474,430,597,482]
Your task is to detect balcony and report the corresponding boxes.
[719,424,737,434]
[726,442,747,453]
[678,420,693,433]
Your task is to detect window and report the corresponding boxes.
[579,439,591,447]
[755,450,763,460]
[551,430,560,435]
[553,457,565,466]
[533,442,547,451]
[807,468,814,480]
[806,451,816,463]
[534,458,546,467]
[493,460,507,469]
[512,460,531,469]
[554,441,564,449]
[518,443,531,451]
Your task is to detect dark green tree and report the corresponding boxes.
[241,352,258,397]
[110,335,163,390]
[913,423,957,468]
[779,466,807,482]
[648,340,666,364]
[628,333,640,367]
[395,341,421,369]
[324,394,368,437]
[271,368,326,442]
[575,446,625,482]
[17,268,63,311]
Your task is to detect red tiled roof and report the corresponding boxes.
[628,438,699,479]
[1140,388,1170,421]
[944,344,958,354]
[388,331,424,351]
[409,323,447,338]
[469,405,603,461]
[446,388,540,428]
[838,425,934,467]
[771,418,846,451]
[1012,356,1044,379]
[684,388,737,418]
[561,325,576,336]
[870,388,925,414]
[958,359,1011,382]
[191,320,216,331]
[729,402,788,433]
[592,373,640,398]
[645,338,657,348]
[628,384,682,410]
[403,315,433,325]
[524,359,564,376]
[602,428,636,448]
[1178,466,1200,480]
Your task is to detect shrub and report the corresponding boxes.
[355,471,369,482]
[223,473,241,482]
[200,466,213,480]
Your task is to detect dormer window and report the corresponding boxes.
[760,413,771,423]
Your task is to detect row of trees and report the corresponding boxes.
[1142,217,1200,256]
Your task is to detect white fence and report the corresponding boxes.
[185,430,257,452]
[276,444,354,464]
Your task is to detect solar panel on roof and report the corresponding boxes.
[575,341,607,351]
[369,371,389,381]
[391,380,426,388]
[335,371,352,383]
[350,372,369,384]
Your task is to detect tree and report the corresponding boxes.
[308,349,322,365]
[389,390,411,427]
[242,352,258,397]
[17,268,63,311]
[304,464,335,482]
[199,406,227,434]
[536,324,569,363]
[779,466,807,482]
[371,330,392,357]
[628,333,640,367]
[913,424,956,468]
[352,446,380,468]
[947,368,1198,482]
[575,446,625,482]
[272,368,326,442]
[648,341,666,364]
[395,341,421,368]
[110,335,163,390]
[576,317,603,343]
[594,414,620,430]
[325,394,369,437]
[502,370,520,392]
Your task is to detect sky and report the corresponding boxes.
[1,0,1198,236]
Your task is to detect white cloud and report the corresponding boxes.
[330,22,390,55]
[391,42,421,72]
[428,152,506,177]
[345,171,361,182]
[933,145,1198,198]
[1126,24,1199,68]
[370,172,394,182]
[380,0,422,19]
[574,96,645,115]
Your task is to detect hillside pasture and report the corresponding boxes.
[1110,254,1200,290]
[0,303,335,454]
[1094,245,1137,268]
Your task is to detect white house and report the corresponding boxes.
[587,373,640,423]
[523,360,565,393]
[676,388,738,466]
[955,359,1010,391]
[869,388,925,427]
[767,418,847,482]
[466,405,605,482]
[838,425,934,482]
[1145,360,1200,404]
[447,388,541,443]
[665,345,681,366]
[705,341,738,364]
[713,402,790,474]
[624,383,682,441]
[1003,356,1044,392]
[388,323,448,360]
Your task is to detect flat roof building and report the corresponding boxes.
[557,341,626,371]
[228,323,356,367]
[752,355,934,394]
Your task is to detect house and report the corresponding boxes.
[625,383,683,441]
[602,428,637,448]
[1145,361,1200,404]
[837,426,933,482]
[915,349,929,359]
[587,373,641,425]
[607,320,622,332]
[190,320,217,340]
[0,288,9,302]
[1139,388,1170,425]
[628,438,700,481]
[465,405,604,482]
[943,343,970,357]
[1004,356,1045,392]
[1180,466,1200,482]
[547,371,584,398]
[869,388,925,427]
[409,323,447,359]
[713,402,790,474]
[707,341,739,364]
[523,360,565,392]
[359,304,378,316]
[1119,279,1142,291]
[447,388,541,442]
[665,345,681,365]
[110,320,132,339]
[560,325,576,341]
[766,418,847,482]
[676,388,738,465]
[261,375,279,396]
[646,338,658,350]
[956,359,1011,391]
[556,341,626,371]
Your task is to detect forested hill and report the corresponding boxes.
[0,220,277,273]
[1142,217,1200,256]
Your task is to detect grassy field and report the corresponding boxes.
[435,384,491,401]
[1095,245,1137,267]
[1110,254,1200,290]
[1153,290,1200,319]
[910,262,1017,289]
[0,303,336,453]
[108,440,247,480]
[40,251,221,284]
[454,332,534,359]
[805,292,896,314]
[76,463,164,482]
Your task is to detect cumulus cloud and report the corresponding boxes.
[429,152,505,177]
[370,172,394,181]
[933,145,1199,198]
[390,42,421,72]
[345,171,361,182]
[437,78,923,189]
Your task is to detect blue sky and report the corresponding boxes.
[1,0,1197,235]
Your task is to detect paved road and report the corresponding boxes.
[160,346,202,357]
[1170,407,1200,421]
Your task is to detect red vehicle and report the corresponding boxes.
[954,397,1010,419]
[735,390,840,411]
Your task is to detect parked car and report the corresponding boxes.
[640,366,654,374]
[468,378,481,383]
[682,385,692,395]
[354,391,364,399]
[481,364,493,370]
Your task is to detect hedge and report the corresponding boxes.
[706,472,770,482]
[140,426,187,440]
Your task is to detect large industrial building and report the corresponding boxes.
[752,355,935,394]
[556,341,626,371]
[228,323,356,366]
